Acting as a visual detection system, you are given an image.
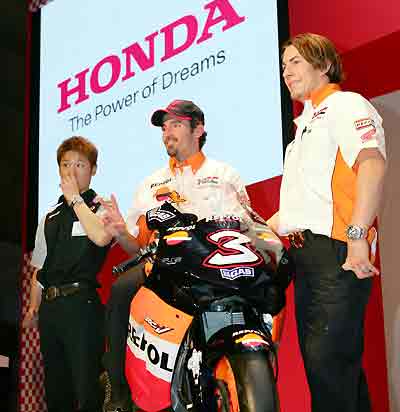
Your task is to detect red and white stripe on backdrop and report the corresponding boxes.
[29,0,54,12]
[18,253,47,412]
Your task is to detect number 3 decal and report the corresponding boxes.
[202,229,263,268]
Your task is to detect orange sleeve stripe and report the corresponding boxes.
[331,150,356,242]
[331,149,377,248]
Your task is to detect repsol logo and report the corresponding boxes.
[128,323,174,372]
[206,215,240,222]
[166,225,196,232]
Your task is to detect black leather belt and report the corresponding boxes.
[44,282,90,301]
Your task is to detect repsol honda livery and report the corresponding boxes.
[114,201,292,412]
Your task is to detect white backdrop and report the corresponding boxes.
[39,0,284,217]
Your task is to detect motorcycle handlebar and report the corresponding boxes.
[112,242,157,275]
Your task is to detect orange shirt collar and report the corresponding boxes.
[309,83,341,107]
[169,151,205,174]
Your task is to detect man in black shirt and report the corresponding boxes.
[23,136,113,412]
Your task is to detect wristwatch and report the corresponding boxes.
[70,194,84,208]
[345,224,367,240]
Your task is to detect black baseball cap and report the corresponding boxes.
[151,100,205,127]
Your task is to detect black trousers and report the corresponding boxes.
[103,264,146,401]
[39,290,104,412]
[289,230,372,412]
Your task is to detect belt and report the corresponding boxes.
[288,231,305,249]
[44,282,90,301]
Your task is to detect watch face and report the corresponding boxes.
[349,227,357,236]
[347,225,363,239]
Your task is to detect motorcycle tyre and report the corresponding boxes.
[214,352,279,412]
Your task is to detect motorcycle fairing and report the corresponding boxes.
[126,286,193,412]
[155,219,277,291]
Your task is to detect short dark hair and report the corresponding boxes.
[57,136,98,168]
[282,33,344,83]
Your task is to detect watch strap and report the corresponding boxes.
[70,194,84,208]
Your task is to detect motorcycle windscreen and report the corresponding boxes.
[126,286,193,412]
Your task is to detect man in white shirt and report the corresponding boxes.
[268,33,386,412]
[101,100,249,412]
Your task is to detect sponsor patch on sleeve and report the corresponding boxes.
[360,129,376,143]
[354,118,375,131]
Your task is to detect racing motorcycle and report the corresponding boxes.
[113,201,292,412]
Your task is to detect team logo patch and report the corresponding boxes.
[220,266,255,280]
[354,118,375,130]
[163,231,192,246]
[311,106,328,121]
[361,129,376,142]
[144,317,174,335]
[154,186,186,203]
[197,176,219,185]
[235,333,269,348]
[150,178,172,189]
[147,207,176,223]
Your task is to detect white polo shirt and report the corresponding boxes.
[279,84,386,242]
[126,152,248,245]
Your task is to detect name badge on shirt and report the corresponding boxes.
[72,221,87,236]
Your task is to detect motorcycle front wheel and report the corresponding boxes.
[214,351,279,412]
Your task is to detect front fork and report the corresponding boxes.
[171,323,277,412]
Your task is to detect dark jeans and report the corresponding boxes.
[289,230,372,412]
[39,290,104,412]
[103,264,146,401]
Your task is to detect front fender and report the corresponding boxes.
[208,325,273,356]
